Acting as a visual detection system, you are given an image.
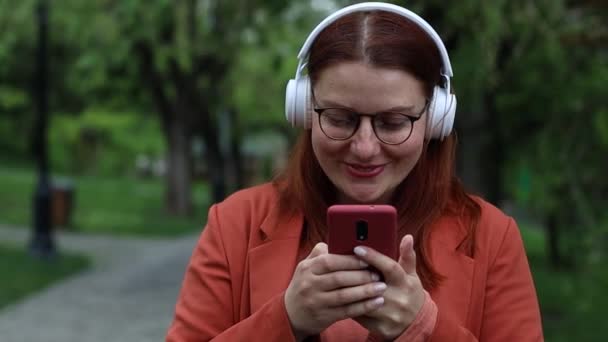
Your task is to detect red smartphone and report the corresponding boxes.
[327,204,398,261]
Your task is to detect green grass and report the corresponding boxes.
[0,166,209,236]
[0,243,89,310]
[520,225,608,342]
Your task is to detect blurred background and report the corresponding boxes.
[0,0,606,341]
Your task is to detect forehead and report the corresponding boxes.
[312,62,426,112]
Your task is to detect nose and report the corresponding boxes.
[350,117,380,160]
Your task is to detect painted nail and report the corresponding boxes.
[354,246,367,256]
[374,283,387,292]
[371,273,380,281]
[373,297,385,306]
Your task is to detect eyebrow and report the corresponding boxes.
[316,99,418,114]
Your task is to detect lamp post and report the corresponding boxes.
[29,0,55,258]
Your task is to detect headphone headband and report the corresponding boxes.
[296,2,453,78]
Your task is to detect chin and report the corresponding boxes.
[341,190,384,204]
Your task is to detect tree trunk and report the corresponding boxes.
[228,107,245,190]
[545,213,562,269]
[456,110,487,197]
[483,92,505,206]
[135,41,194,217]
[165,118,193,216]
[206,142,226,204]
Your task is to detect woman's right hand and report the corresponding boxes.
[284,242,388,340]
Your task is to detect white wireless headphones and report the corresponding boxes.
[285,2,456,140]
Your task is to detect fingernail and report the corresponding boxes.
[354,246,367,256]
[371,273,380,281]
[373,297,384,306]
[374,283,387,292]
[360,260,369,267]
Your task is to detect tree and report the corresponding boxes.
[1,0,328,216]
[48,0,299,214]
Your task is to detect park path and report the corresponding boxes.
[0,224,199,342]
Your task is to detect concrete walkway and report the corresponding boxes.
[0,225,200,342]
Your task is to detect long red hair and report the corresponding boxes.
[274,11,480,290]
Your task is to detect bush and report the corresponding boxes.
[49,109,164,177]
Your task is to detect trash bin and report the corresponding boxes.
[51,178,75,228]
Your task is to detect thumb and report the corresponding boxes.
[306,242,328,259]
[398,235,417,275]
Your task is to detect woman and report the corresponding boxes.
[166,3,543,341]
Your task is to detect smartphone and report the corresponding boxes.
[327,204,398,261]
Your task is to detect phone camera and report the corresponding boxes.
[355,220,368,241]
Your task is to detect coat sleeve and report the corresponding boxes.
[166,204,297,342]
[428,218,543,341]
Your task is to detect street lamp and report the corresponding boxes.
[29,0,55,258]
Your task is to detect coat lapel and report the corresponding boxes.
[248,209,304,313]
[428,216,475,325]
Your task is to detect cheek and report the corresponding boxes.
[311,127,324,156]
[420,113,429,140]
[311,128,334,168]
[387,136,425,166]
[312,126,343,155]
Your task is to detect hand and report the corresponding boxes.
[284,242,388,340]
[353,235,426,340]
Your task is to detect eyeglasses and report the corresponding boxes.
[313,101,428,145]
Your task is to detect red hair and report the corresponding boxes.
[274,11,480,290]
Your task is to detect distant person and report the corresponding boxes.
[166,2,543,341]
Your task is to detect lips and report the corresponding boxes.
[346,163,386,178]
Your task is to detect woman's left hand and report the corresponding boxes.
[352,234,426,340]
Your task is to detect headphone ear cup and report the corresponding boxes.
[427,86,456,140]
[285,76,312,128]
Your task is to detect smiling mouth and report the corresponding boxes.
[346,163,386,178]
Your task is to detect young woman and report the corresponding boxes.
[166,3,543,341]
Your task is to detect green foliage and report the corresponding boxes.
[232,5,323,129]
[0,86,32,157]
[49,110,164,176]
[496,1,608,261]
[0,86,28,110]
[0,243,89,310]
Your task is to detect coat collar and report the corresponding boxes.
[259,204,303,241]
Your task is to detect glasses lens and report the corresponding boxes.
[374,112,413,144]
[320,109,358,139]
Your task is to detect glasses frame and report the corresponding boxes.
[313,100,429,145]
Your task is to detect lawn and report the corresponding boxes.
[0,166,209,236]
[0,243,89,310]
[520,225,608,341]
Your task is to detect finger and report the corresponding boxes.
[331,296,385,321]
[306,242,328,259]
[322,281,387,307]
[398,235,417,275]
[310,253,369,275]
[353,246,403,283]
[316,270,380,291]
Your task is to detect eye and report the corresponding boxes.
[323,109,357,126]
[375,113,410,129]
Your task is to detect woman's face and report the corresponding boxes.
[311,62,428,204]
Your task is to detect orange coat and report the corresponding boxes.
[166,183,543,341]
